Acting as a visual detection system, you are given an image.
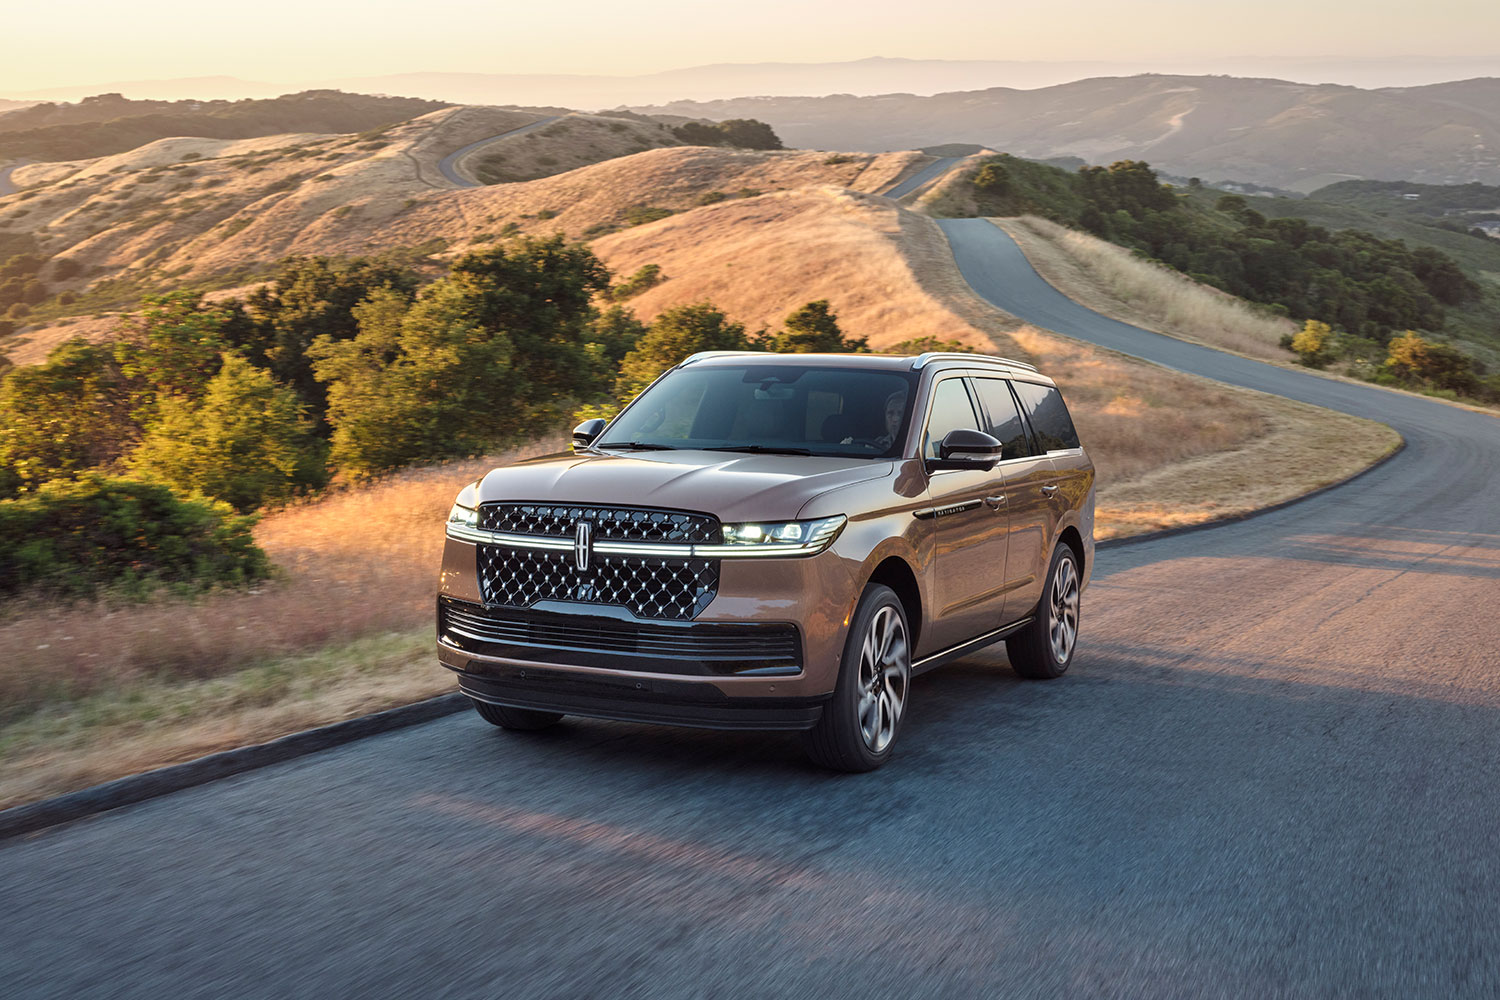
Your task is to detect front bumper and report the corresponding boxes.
[438,534,861,714]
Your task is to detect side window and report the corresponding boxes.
[922,378,981,459]
[971,378,1033,460]
[1011,381,1081,452]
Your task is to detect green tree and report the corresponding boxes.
[0,338,136,494]
[113,292,235,415]
[235,255,421,420]
[130,354,327,511]
[613,303,750,405]
[755,300,868,353]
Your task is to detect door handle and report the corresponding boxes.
[983,495,1006,509]
[1040,485,1059,498]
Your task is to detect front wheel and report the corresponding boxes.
[1005,544,1081,679]
[470,698,564,731]
[803,584,912,772]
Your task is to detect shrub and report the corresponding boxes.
[1382,331,1479,395]
[0,474,268,598]
[623,205,673,226]
[611,263,664,301]
[697,190,728,206]
[1290,319,1337,368]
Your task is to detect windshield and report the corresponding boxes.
[595,364,919,459]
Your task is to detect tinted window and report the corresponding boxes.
[922,378,981,459]
[971,378,1033,460]
[597,365,917,459]
[1011,381,1081,451]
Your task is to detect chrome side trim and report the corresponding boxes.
[911,617,1035,676]
[445,525,831,558]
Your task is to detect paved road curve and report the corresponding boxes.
[879,155,960,199]
[437,116,563,187]
[4,222,1499,999]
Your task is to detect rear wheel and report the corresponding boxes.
[1005,543,1081,679]
[470,698,564,731]
[803,584,911,772]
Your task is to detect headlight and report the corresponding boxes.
[720,515,846,552]
[447,501,477,531]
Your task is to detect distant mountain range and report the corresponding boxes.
[9,55,1500,108]
[629,75,1500,191]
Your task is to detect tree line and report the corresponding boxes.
[0,237,879,596]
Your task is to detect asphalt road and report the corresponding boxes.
[436,116,563,187]
[0,162,25,197]
[5,222,1500,999]
[879,155,960,199]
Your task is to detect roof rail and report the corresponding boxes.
[910,351,1038,372]
[679,351,776,366]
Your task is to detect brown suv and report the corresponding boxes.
[437,351,1095,770]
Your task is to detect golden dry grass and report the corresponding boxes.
[996,215,1297,361]
[459,113,682,183]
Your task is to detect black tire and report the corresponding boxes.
[470,698,564,731]
[803,583,912,772]
[1005,542,1082,680]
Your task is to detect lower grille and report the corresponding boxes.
[439,599,801,676]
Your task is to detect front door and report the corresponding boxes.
[921,376,1011,651]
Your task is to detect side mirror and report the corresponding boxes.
[572,418,607,451]
[927,428,1002,471]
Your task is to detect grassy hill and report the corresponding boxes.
[0,91,451,163]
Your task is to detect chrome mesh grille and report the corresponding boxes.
[475,503,721,620]
[479,503,718,543]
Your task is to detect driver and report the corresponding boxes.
[842,389,908,448]
[873,389,907,448]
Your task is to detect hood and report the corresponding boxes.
[476,449,894,522]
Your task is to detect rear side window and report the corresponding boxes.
[922,378,981,459]
[970,378,1033,460]
[1011,381,1080,451]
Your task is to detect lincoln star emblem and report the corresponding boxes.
[574,521,593,571]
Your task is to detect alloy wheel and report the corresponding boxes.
[857,605,910,752]
[1048,554,1080,664]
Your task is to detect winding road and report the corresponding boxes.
[4,222,1500,998]
[879,155,961,199]
[436,116,563,187]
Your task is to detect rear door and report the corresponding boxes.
[971,377,1059,623]
[920,375,1011,651]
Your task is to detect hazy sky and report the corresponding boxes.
[7,0,1498,92]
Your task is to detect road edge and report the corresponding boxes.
[0,692,468,842]
[1097,433,1406,551]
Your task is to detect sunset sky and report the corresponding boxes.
[6,0,1497,93]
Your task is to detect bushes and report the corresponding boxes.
[1290,320,1336,368]
[0,474,267,597]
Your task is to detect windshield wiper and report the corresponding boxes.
[595,441,678,451]
[702,445,814,456]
